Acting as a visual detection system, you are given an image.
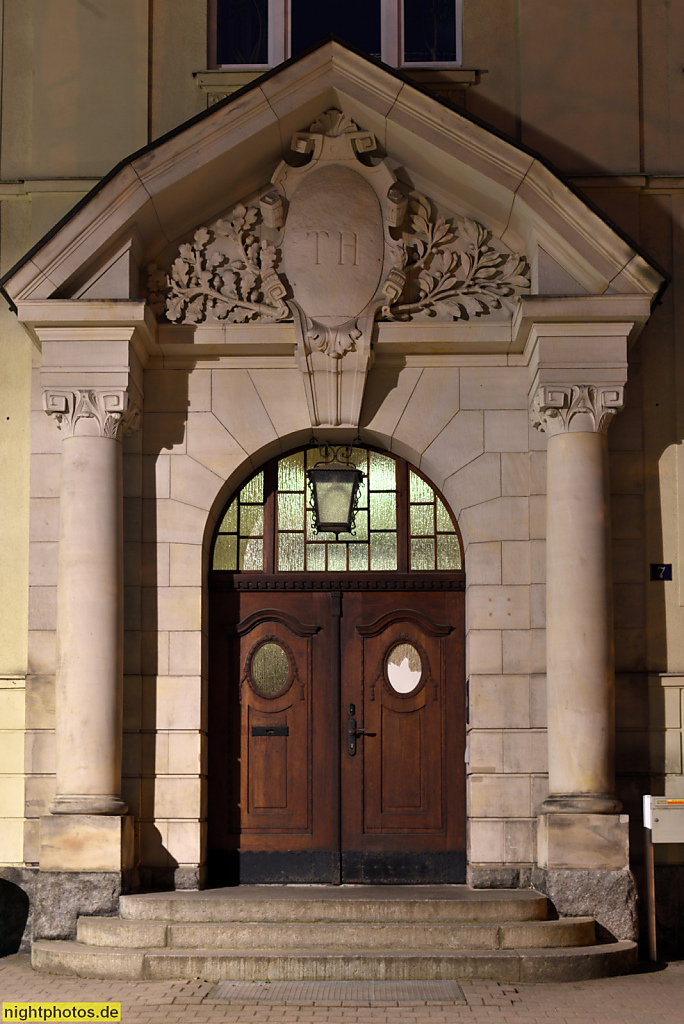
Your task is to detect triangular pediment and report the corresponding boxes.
[1,39,662,313]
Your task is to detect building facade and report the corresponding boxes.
[1,1,683,957]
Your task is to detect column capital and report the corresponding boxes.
[530,382,625,437]
[43,386,141,440]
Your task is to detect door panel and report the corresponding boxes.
[340,591,465,882]
[208,591,339,883]
[239,619,312,833]
[209,587,465,884]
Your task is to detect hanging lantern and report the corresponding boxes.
[307,445,364,537]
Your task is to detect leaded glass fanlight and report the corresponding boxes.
[212,447,462,573]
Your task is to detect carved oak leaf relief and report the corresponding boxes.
[147,205,290,325]
[380,195,530,321]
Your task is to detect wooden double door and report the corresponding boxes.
[208,587,465,884]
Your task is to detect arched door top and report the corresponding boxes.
[211,446,464,588]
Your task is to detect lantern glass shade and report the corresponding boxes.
[308,466,364,536]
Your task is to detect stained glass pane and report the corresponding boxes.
[349,543,369,570]
[370,532,397,571]
[251,642,289,695]
[386,642,422,694]
[219,500,238,533]
[348,447,367,471]
[213,534,237,570]
[350,509,369,543]
[370,492,396,531]
[241,472,263,504]
[213,448,461,577]
[409,470,433,503]
[410,503,434,536]
[436,497,456,533]
[239,536,263,571]
[240,504,263,538]
[278,452,305,491]
[328,544,347,571]
[307,509,336,542]
[278,532,304,571]
[306,544,325,572]
[411,537,435,571]
[437,533,461,570]
[278,492,304,532]
[369,452,396,491]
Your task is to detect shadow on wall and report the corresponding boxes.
[123,366,192,892]
[0,877,30,955]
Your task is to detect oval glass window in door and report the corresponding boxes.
[251,641,290,696]
[386,642,422,694]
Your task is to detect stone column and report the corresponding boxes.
[34,388,138,941]
[44,387,139,816]
[531,383,623,815]
[531,382,635,941]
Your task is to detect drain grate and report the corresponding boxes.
[206,980,466,1003]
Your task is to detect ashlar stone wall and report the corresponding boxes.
[24,350,550,884]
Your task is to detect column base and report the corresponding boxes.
[49,794,128,815]
[35,816,137,940]
[540,793,622,814]
[32,869,138,941]
[537,812,629,871]
[40,814,134,873]
[532,866,638,941]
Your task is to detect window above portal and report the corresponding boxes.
[212,448,463,574]
[208,0,463,70]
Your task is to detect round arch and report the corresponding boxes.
[209,444,465,579]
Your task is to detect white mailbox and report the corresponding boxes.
[643,795,684,843]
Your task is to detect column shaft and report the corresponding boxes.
[545,429,617,810]
[51,432,127,814]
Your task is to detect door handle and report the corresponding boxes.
[346,718,375,756]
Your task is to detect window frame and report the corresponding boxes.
[210,446,464,576]
[208,0,463,71]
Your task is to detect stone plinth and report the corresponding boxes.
[537,812,629,871]
[39,815,134,873]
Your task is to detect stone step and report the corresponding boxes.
[31,939,638,983]
[118,885,550,924]
[77,915,596,951]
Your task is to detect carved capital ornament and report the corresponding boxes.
[530,384,625,436]
[43,388,141,440]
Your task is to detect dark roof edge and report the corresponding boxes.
[0,34,669,300]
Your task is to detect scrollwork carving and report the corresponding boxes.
[305,318,363,359]
[530,384,625,436]
[43,388,141,440]
[309,109,360,137]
